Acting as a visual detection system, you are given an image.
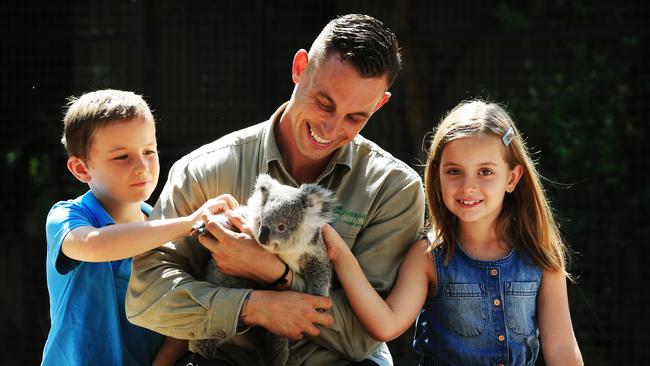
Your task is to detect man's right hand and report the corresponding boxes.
[240,290,334,340]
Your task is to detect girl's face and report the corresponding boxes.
[438,135,522,228]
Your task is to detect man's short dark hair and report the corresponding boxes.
[309,14,402,88]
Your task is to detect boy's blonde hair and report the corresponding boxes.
[424,99,570,276]
[62,89,154,160]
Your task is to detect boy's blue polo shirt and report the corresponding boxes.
[42,191,163,366]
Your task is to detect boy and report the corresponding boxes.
[42,89,235,365]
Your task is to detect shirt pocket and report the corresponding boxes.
[504,281,539,336]
[440,283,487,337]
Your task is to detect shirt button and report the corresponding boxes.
[498,334,505,342]
[490,268,498,277]
[215,330,226,338]
[493,298,501,306]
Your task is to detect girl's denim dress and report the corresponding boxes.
[414,242,542,366]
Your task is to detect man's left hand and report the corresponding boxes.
[197,213,284,285]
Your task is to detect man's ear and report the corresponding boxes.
[67,156,91,183]
[292,49,309,84]
[373,92,391,113]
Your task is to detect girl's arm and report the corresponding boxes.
[322,225,433,342]
[537,269,584,365]
[61,195,238,262]
[152,337,188,366]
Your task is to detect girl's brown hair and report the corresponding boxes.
[424,100,570,276]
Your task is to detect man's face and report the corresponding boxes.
[280,51,391,166]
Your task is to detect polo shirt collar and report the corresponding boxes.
[80,190,153,227]
[81,191,115,227]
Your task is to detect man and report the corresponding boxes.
[126,14,425,365]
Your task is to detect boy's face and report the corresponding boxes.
[82,117,159,207]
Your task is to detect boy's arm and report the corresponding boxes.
[324,227,431,342]
[61,196,236,262]
[152,337,188,366]
[538,269,584,366]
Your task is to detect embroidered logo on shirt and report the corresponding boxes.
[333,205,366,227]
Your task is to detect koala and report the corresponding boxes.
[189,174,335,366]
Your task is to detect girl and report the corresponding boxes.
[323,100,583,365]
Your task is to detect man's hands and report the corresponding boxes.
[198,211,334,340]
[197,208,291,287]
[241,290,334,340]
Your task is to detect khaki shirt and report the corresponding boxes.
[126,103,425,365]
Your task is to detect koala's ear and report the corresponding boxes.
[255,174,275,205]
[300,184,334,213]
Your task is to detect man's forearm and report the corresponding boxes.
[126,247,250,341]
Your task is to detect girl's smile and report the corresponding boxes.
[457,199,483,207]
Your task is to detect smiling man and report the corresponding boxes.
[127,14,425,366]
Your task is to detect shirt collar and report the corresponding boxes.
[80,190,153,227]
[80,190,115,227]
[259,103,286,173]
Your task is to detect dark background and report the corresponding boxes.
[1,1,648,365]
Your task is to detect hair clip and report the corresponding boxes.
[502,127,514,146]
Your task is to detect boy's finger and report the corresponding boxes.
[214,194,239,210]
[201,202,228,218]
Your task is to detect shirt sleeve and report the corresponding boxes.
[125,155,250,341]
[310,174,426,360]
[45,201,91,275]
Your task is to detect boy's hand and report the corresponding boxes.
[190,194,239,227]
[322,224,352,265]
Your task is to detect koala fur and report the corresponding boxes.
[189,174,335,366]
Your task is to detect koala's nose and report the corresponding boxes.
[258,226,270,245]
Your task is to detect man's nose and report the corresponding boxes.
[321,114,344,136]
